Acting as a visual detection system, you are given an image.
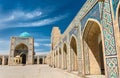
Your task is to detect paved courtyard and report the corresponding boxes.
[0,65,105,78]
[0,65,80,78]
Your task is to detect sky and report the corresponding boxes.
[0,0,86,55]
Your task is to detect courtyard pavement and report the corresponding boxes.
[0,65,105,78]
[0,65,80,78]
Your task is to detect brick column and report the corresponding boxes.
[67,35,72,72]
[2,56,5,65]
[61,43,64,69]
[58,48,60,68]
[43,57,45,64]
[37,56,39,64]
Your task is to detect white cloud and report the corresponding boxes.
[0,10,69,29]
[0,9,42,23]
[26,10,42,18]
[35,38,50,42]
[35,48,45,52]
[12,9,42,19]
[0,15,15,23]
[42,44,51,47]
[19,14,68,27]
[35,52,49,55]
[34,42,40,47]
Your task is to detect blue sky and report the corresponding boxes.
[0,0,85,55]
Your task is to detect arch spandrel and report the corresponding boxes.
[81,3,100,31]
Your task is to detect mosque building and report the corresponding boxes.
[0,32,47,65]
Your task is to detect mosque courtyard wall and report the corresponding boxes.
[48,0,120,78]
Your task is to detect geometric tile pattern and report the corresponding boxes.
[81,3,100,30]
[102,0,117,56]
[101,0,119,77]
[106,57,119,78]
[79,0,97,20]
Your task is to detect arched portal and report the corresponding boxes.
[83,20,105,75]
[54,52,56,67]
[34,58,37,64]
[14,43,28,64]
[21,54,26,64]
[0,58,2,65]
[59,48,62,68]
[70,36,78,71]
[56,51,58,67]
[5,58,8,65]
[63,43,67,69]
[39,58,43,64]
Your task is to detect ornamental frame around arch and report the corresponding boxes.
[116,2,120,27]
[82,18,105,50]
[70,34,78,55]
[70,34,78,46]
[82,18,106,75]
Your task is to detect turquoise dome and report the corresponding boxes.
[19,32,31,37]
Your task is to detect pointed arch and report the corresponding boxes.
[63,43,67,69]
[82,18,105,75]
[70,35,78,71]
[14,43,28,64]
[59,47,62,68]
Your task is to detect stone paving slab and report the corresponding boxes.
[0,65,105,78]
[0,65,81,78]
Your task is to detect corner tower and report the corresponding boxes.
[51,27,61,50]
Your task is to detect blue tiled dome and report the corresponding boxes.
[19,32,31,37]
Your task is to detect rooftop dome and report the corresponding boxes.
[19,32,31,37]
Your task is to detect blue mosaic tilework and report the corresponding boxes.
[79,0,97,20]
[106,57,119,78]
[101,0,119,77]
[81,3,100,30]
[102,0,117,56]
[112,0,119,18]
[69,27,78,37]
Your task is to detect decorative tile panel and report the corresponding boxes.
[78,0,97,20]
[81,3,100,30]
[101,0,119,77]
[106,57,119,78]
[101,0,117,56]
